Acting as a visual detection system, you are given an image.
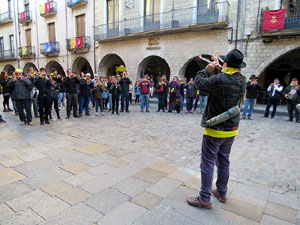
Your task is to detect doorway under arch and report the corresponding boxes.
[72,57,93,76]
[23,62,38,75]
[98,54,126,77]
[257,48,300,104]
[3,64,16,75]
[180,55,211,81]
[45,60,66,77]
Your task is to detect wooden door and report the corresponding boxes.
[48,22,55,42]
[25,29,31,46]
[76,14,85,37]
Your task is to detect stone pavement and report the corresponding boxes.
[0,103,299,225]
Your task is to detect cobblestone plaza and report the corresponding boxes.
[0,104,299,225]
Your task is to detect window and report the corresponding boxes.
[48,22,55,42]
[9,35,14,53]
[107,0,119,29]
[8,0,12,18]
[0,37,4,53]
[144,0,160,30]
[76,14,85,37]
[24,3,29,12]
[25,29,31,47]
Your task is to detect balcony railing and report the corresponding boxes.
[40,1,57,17]
[18,11,32,25]
[260,4,300,35]
[18,46,35,59]
[0,12,13,26]
[95,1,229,41]
[66,36,90,53]
[40,41,60,56]
[0,50,16,62]
[67,0,87,9]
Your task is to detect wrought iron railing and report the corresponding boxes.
[67,0,88,9]
[40,41,60,55]
[95,1,229,40]
[18,46,35,58]
[40,1,57,17]
[0,12,13,25]
[18,11,32,24]
[0,49,16,61]
[66,36,90,51]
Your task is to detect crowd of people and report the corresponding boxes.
[0,64,299,125]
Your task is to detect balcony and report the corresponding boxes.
[260,6,300,37]
[0,50,16,62]
[94,1,229,42]
[67,0,87,9]
[40,1,57,18]
[18,11,32,25]
[18,46,35,59]
[0,12,13,26]
[40,41,60,56]
[66,36,90,53]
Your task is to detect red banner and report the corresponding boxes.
[20,12,25,21]
[262,9,286,31]
[45,2,51,13]
[76,37,83,49]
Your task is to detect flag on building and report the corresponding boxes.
[45,2,51,13]
[262,9,287,31]
[22,47,26,56]
[70,38,76,49]
[40,4,45,14]
[45,42,53,53]
[20,12,25,21]
[76,37,83,48]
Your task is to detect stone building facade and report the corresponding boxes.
[1,0,300,103]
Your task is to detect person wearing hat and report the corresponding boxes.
[241,75,262,120]
[283,78,300,123]
[187,49,246,209]
[34,68,52,125]
[7,69,33,125]
[264,78,284,118]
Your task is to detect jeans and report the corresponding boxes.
[79,95,90,115]
[199,95,208,113]
[287,102,300,121]
[264,97,279,117]
[38,96,50,122]
[157,93,165,111]
[140,94,149,111]
[16,100,32,122]
[180,95,184,110]
[58,92,66,105]
[13,100,18,113]
[120,92,129,111]
[200,135,234,203]
[108,93,112,109]
[186,97,194,111]
[95,99,104,113]
[50,97,60,119]
[66,93,78,117]
[112,95,119,113]
[32,98,39,116]
[242,98,256,118]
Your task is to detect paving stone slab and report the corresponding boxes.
[167,167,198,182]
[146,177,182,197]
[3,151,27,159]
[133,168,167,184]
[84,188,130,215]
[264,202,296,223]
[113,176,152,197]
[148,161,178,174]
[80,153,116,167]
[97,201,147,225]
[88,163,118,176]
[105,148,129,157]
[0,208,44,225]
[0,181,32,203]
[0,158,24,167]
[108,158,129,167]
[55,187,92,205]
[41,203,103,225]
[60,162,91,175]
[42,181,73,196]
[221,198,264,222]
[75,143,111,155]
[0,203,14,217]
[260,214,295,225]
[0,168,26,187]
[218,209,260,225]
[7,190,69,220]
[46,149,87,164]
[64,172,96,187]
[131,191,162,209]
[269,191,299,210]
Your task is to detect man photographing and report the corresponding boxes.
[187,49,246,209]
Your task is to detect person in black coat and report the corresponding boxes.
[0,71,13,112]
[241,75,262,120]
[34,68,52,125]
[118,72,131,112]
[110,77,121,115]
[78,73,94,116]
[283,78,300,122]
[185,78,196,113]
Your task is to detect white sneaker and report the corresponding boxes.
[95,112,99,116]
[101,112,104,116]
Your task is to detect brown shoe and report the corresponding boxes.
[247,117,253,120]
[240,117,246,120]
[212,189,227,203]
[187,196,212,209]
